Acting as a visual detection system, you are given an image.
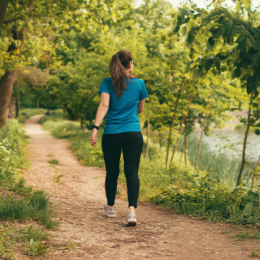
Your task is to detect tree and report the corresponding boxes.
[0,0,131,127]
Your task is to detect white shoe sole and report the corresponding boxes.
[126,218,137,226]
[104,209,116,218]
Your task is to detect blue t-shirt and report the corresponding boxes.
[98,77,148,134]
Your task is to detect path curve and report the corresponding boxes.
[23,115,257,260]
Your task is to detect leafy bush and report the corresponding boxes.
[0,120,27,186]
[149,181,260,226]
[38,109,64,124]
[18,108,46,123]
[42,120,81,138]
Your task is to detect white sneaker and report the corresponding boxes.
[104,203,116,218]
[125,210,137,226]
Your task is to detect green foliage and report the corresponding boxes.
[18,108,46,123]
[42,120,82,139]
[149,183,260,226]
[48,159,59,165]
[0,120,27,186]
[233,230,260,241]
[54,174,63,183]
[18,225,49,242]
[0,191,58,229]
[37,109,64,124]
[0,120,58,231]
[251,248,260,257]
[24,238,49,257]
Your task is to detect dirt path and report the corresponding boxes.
[23,115,258,260]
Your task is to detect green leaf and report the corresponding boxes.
[235,34,246,43]
[228,35,234,45]
[183,64,190,74]
[203,78,211,86]
[242,0,250,10]
[234,67,241,78]
[242,202,253,216]
[182,26,187,36]
[205,60,213,71]
[193,68,199,78]
[182,8,191,16]
[252,54,258,62]
[187,33,195,43]
[177,15,184,26]
[193,42,201,52]
[215,194,227,204]
[173,25,180,33]
[250,103,258,111]
[246,37,252,47]
[236,1,242,12]
[206,41,213,50]
[208,37,215,47]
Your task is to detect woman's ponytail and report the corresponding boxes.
[109,50,135,98]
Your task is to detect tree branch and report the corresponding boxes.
[0,0,9,33]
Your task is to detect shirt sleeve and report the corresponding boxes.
[98,78,110,95]
[139,80,149,100]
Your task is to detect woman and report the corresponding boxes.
[90,50,148,226]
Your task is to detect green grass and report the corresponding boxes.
[0,190,59,229]
[0,119,59,259]
[54,174,63,183]
[0,222,51,259]
[38,109,65,124]
[251,248,260,257]
[48,159,59,165]
[232,231,260,241]
[17,108,46,123]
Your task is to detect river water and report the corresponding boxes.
[192,130,260,164]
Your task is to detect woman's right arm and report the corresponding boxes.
[137,99,145,114]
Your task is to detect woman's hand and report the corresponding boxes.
[90,128,98,146]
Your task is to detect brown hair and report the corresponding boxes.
[109,50,135,98]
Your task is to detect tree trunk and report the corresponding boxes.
[0,70,17,128]
[0,24,25,128]
[37,98,39,109]
[237,92,254,185]
[194,86,216,174]
[185,136,188,168]
[145,108,150,159]
[15,96,20,118]
[0,0,9,33]
[66,106,79,121]
[170,95,193,164]
[165,78,185,167]
[180,138,185,166]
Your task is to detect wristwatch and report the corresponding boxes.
[92,124,99,130]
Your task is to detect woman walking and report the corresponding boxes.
[90,50,148,226]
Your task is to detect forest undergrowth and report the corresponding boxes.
[0,120,58,259]
[42,118,260,227]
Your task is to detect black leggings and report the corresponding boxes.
[102,132,143,208]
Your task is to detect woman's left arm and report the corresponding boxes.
[90,92,110,146]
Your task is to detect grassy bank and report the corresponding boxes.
[41,119,260,226]
[0,120,58,259]
[18,108,46,123]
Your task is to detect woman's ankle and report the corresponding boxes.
[128,206,135,212]
[108,205,115,209]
